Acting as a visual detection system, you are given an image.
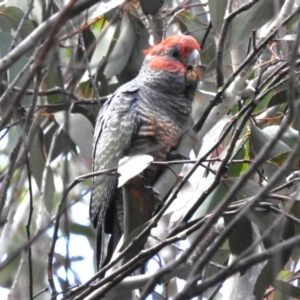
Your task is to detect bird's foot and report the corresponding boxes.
[167,151,189,161]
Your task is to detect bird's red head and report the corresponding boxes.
[143,35,201,82]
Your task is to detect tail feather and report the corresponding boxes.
[96,188,124,271]
[96,221,105,271]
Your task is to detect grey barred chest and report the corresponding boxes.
[127,115,183,160]
[124,115,185,184]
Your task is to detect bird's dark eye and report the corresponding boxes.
[170,48,180,58]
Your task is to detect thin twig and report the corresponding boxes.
[0,81,109,103]
[33,287,49,299]
[24,67,43,300]
[0,0,97,130]
[8,0,34,51]
[174,108,300,300]
[215,0,260,88]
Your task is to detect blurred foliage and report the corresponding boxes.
[0,0,300,300]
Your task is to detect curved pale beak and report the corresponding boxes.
[184,49,200,82]
[184,49,200,69]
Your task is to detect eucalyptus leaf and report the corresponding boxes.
[226,0,284,51]
[2,6,35,38]
[208,0,227,35]
[225,215,253,256]
[103,13,135,79]
[262,125,299,149]
[29,126,46,190]
[117,8,150,84]
[118,154,153,188]
[273,279,300,298]
[80,18,119,82]
[0,31,31,104]
[253,218,295,299]
[54,112,94,158]
[140,0,164,15]
[250,123,291,160]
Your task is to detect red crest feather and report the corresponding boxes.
[143,35,200,72]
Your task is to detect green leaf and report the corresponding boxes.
[6,0,43,23]
[263,125,299,149]
[208,0,227,35]
[74,26,96,83]
[79,80,93,98]
[190,177,260,234]
[227,142,246,177]
[269,151,300,170]
[43,165,55,214]
[43,65,62,104]
[0,31,32,104]
[70,223,95,240]
[1,6,35,39]
[91,17,106,33]
[262,161,286,195]
[103,12,135,79]
[54,112,94,159]
[29,127,55,211]
[258,126,300,170]
[44,122,71,161]
[80,17,118,82]
[273,280,300,299]
[207,247,230,278]
[250,123,291,160]
[0,15,11,32]
[29,126,46,189]
[140,0,164,15]
[117,8,150,84]
[253,218,295,299]
[267,89,288,108]
[5,0,28,11]
[225,215,253,256]
[227,0,284,51]
[191,178,228,221]
[223,177,262,199]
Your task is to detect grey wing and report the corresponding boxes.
[90,83,139,228]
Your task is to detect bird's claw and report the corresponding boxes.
[168,151,189,161]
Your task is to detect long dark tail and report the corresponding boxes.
[96,189,124,271]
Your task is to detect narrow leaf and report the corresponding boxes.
[118,154,153,188]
